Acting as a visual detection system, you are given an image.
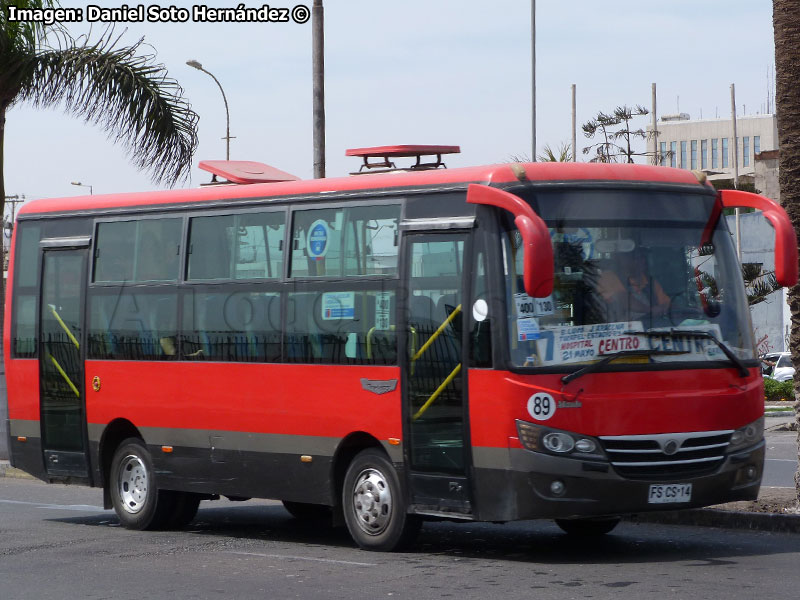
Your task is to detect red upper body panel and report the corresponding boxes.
[18,162,706,217]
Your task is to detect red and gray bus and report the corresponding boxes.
[5,146,796,550]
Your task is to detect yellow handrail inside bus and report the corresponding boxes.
[411,303,462,363]
[366,325,402,360]
[48,304,79,349]
[49,355,80,398]
[412,363,461,421]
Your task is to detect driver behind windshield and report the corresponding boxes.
[596,252,670,322]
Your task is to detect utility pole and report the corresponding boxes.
[571,84,576,162]
[312,0,326,178]
[651,83,658,165]
[731,83,741,260]
[531,0,536,161]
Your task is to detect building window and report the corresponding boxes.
[743,136,750,167]
[691,140,698,170]
[712,139,719,169]
[754,135,761,156]
[722,138,730,168]
[701,139,708,169]
[680,141,687,168]
[670,141,677,168]
[659,142,667,166]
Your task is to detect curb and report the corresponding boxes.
[0,461,35,480]
[627,507,800,534]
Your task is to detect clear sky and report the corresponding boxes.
[3,0,777,206]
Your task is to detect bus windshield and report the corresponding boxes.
[503,188,755,370]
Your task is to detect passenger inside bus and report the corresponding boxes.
[595,252,670,322]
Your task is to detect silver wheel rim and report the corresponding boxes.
[351,467,393,536]
[117,454,148,514]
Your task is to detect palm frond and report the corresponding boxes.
[21,31,198,186]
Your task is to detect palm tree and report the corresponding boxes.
[0,0,198,232]
[772,0,800,503]
[538,142,572,163]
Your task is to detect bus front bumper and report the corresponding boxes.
[471,441,764,522]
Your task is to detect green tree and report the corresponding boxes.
[582,105,651,163]
[773,0,800,503]
[0,0,198,232]
[538,142,572,162]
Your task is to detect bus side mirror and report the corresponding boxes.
[718,189,799,287]
[466,183,554,297]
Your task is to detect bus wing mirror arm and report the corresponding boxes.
[718,189,799,287]
[467,183,554,297]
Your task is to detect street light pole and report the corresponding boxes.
[70,181,92,195]
[312,0,326,178]
[187,60,233,160]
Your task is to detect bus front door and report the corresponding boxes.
[402,232,472,516]
[38,245,90,478]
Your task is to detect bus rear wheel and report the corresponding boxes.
[342,449,421,551]
[555,516,621,536]
[109,438,175,530]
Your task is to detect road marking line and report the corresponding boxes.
[229,551,376,567]
[0,499,109,512]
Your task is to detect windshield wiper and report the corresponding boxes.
[561,349,690,384]
[624,328,749,378]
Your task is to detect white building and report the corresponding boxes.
[646,114,778,184]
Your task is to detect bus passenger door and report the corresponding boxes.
[39,243,90,478]
[402,231,472,516]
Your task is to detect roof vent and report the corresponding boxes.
[198,160,300,184]
[345,145,460,174]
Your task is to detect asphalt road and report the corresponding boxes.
[763,428,798,488]
[1,477,799,600]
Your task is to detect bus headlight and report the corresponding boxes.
[543,432,575,453]
[516,421,604,459]
[728,417,764,452]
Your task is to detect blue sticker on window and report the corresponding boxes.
[307,219,329,258]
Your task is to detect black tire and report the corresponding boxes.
[109,438,175,530]
[342,448,421,551]
[165,492,201,529]
[282,501,333,521]
[555,516,621,536]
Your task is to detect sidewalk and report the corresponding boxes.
[0,459,33,480]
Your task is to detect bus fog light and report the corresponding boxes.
[543,433,575,453]
[550,480,566,496]
[574,439,597,453]
[744,465,758,481]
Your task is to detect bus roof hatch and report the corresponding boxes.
[198,160,301,184]
[345,144,460,174]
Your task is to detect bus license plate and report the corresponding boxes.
[648,483,692,504]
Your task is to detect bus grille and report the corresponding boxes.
[598,430,733,480]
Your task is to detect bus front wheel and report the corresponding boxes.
[342,449,421,551]
[109,438,175,530]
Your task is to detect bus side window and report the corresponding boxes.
[181,290,281,362]
[87,290,178,361]
[94,221,136,282]
[285,289,396,365]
